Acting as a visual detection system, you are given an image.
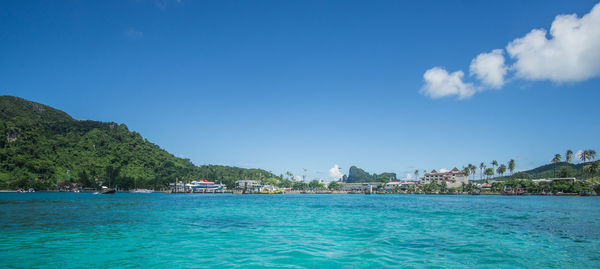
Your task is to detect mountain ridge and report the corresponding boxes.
[0,95,278,189]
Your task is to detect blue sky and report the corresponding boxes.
[2,0,599,180]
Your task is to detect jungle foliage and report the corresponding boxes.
[0,96,278,190]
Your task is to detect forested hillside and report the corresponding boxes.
[0,96,278,190]
[499,162,600,181]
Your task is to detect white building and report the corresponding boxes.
[384,181,418,190]
[235,180,260,191]
[420,168,469,188]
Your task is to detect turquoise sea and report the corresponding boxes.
[1,193,599,268]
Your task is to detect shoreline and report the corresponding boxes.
[0,190,590,197]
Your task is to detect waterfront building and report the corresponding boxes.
[339,182,383,192]
[235,180,262,192]
[168,181,185,192]
[420,168,469,188]
[384,181,418,191]
[532,178,578,183]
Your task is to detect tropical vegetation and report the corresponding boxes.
[0,96,280,190]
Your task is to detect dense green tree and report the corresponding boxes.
[440,181,448,193]
[327,181,342,190]
[292,181,308,190]
[557,167,575,178]
[511,171,531,179]
[0,96,280,190]
[584,161,599,177]
[461,182,476,193]
[308,180,322,189]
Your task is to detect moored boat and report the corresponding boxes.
[99,186,116,194]
[186,179,226,192]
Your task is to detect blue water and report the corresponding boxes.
[1,193,599,268]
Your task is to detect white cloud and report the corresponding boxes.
[294,175,304,181]
[439,168,449,173]
[470,49,507,88]
[506,3,600,82]
[328,164,343,181]
[421,3,600,99]
[420,67,476,99]
[406,173,413,179]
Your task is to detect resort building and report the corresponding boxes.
[420,168,469,188]
[234,180,261,192]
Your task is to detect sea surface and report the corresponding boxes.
[1,193,600,268]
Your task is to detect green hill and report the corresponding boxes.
[493,161,599,181]
[345,166,396,183]
[0,96,278,190]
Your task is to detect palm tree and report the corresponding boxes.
[484,168,494,181]
[497,164,507,178]
[590,150,597,161]
[468,164,477,180]
[565,150,573,164]
[479,162,486,180]
[563,149,573,174]
[551,154,562,178]
[579,150,589,163]
[462,166,471,178]
[414,169,419,180]
[508,159,515,176]
[491,160,498,178]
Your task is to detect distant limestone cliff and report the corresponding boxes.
[345,165,396,183]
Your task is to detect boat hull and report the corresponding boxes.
[100,189,116,194]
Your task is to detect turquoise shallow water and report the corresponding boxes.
[1,193,600,268]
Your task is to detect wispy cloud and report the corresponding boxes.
[155,0,182,10]
[125,27,144,40]
[421,2,600,99]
